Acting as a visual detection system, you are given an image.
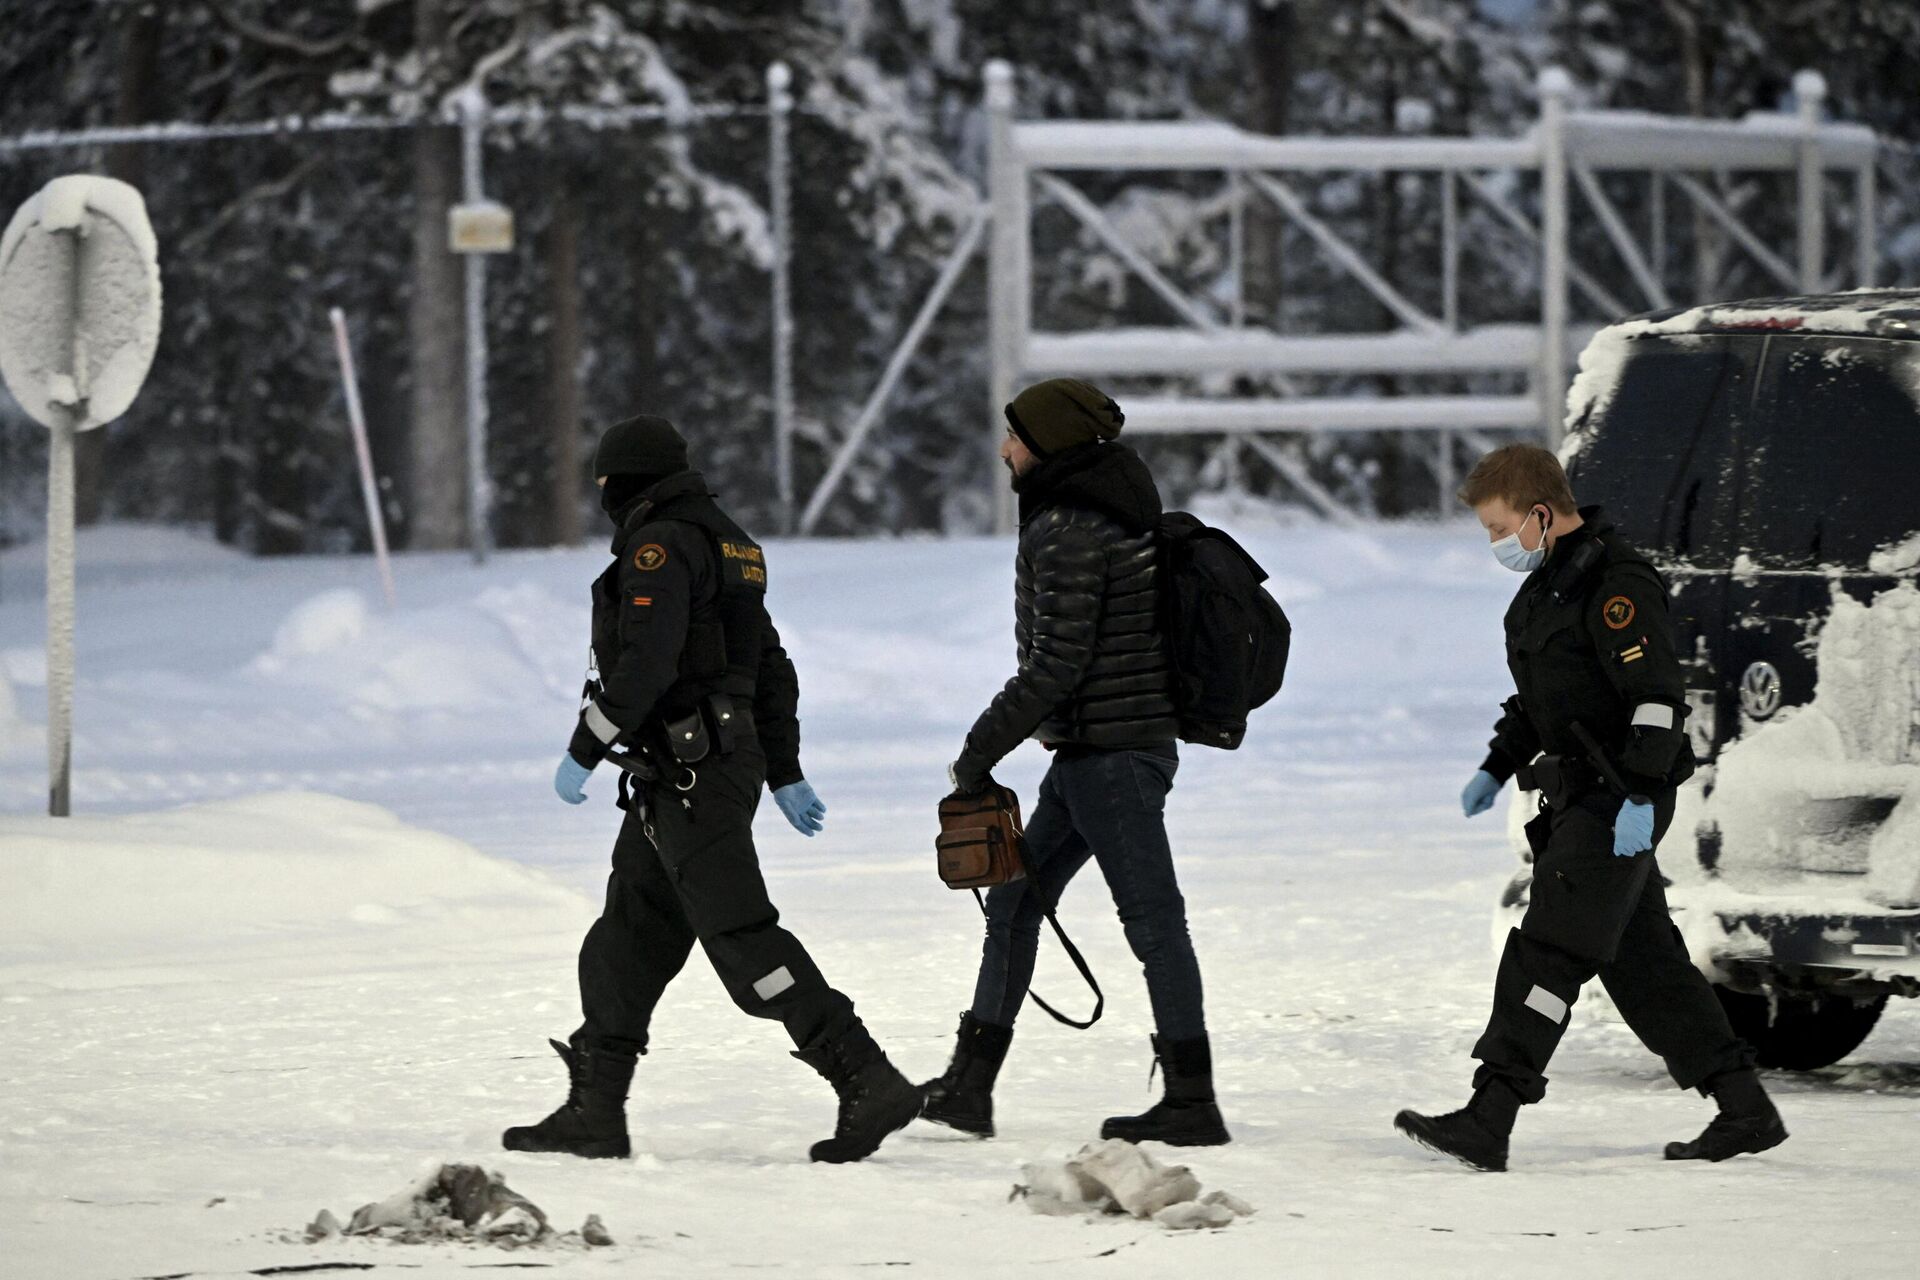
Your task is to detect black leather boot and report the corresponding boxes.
[920,1012,1013,1137]
[793,1023,922,1164]
[1100,1034,1231,1147]
[1393,1080,1519,1173]
[501,1036,636,1159]
[1665,1068,1788,1162]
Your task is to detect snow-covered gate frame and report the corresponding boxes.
[984,66,1880,530]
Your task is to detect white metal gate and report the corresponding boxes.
[980,65,1879,529]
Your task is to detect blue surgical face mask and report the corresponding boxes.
[1491,508,1548,573]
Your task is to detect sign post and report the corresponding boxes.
[0,176,162,815]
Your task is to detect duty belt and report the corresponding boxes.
[1515,754,1603,810]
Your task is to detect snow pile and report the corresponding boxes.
[1708,582,1920,900]
[247,586,569,714]
[0,664,36,759]
[1015,1140,1255,1231]
[301,1163,613,1251]
[0,791,584,965]
[1870,532,1920,577]
[1810,582,1920,766]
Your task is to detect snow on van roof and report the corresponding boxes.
[1561,288,1920,460]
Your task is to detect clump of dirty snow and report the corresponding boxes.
[297,1163,613,1252]
[1014,1139,1254,1231]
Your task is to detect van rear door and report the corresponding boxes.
[1730,335,1920,741]
[1567,334,1755,763]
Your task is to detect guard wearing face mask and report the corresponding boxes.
[1395,444,1785,1173]
[503,414,920,1165]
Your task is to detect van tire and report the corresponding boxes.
[1713,987,1888,1071]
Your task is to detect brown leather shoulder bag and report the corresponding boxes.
[936,785,1027,889]
[933,783,1103,1029]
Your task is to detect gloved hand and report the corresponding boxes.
[1461,769,1501,818]
[554,753,593,805]
[949,755,992,797]
[774,780,827,836]
[1612,796,1655,857]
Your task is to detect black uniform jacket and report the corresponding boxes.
[956,442,1178,787]
[567,471,805,791]
[1479,506,1692,796]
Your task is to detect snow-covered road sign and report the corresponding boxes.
[0,174,162,431]
[0,174,162,817]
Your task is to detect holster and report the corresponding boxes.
[936,785,1028,890]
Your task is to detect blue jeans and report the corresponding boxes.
[969,745,1207,1041]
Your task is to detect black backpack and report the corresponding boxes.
[1158,512,1291,749]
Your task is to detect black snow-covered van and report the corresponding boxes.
[1504,290,1920,1071]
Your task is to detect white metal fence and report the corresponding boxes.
[0,63,1900,546]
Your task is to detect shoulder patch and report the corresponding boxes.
[633,543,668,572]
[1602,595,1635,630]
[718,538,767,586]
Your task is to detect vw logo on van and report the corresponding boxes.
[1740,661,1784,721]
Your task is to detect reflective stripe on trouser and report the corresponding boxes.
[575,745,856,1057]
[1471,866,1753,1104]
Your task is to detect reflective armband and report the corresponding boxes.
[582,699,622,746]
[1631,703,1676,730]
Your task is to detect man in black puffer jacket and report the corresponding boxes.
[921,378,1228,1147]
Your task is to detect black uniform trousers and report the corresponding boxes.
[574,739,857,1058]
[1472,788,1753,1103]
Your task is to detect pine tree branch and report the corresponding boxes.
[205,2,358,59]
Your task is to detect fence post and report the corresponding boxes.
[458,87,493,562]
[985,60,1020,535]
[1855,159,1877,288]
[768,62,796,535]
[1794,70,1827,294]
[1537,67,1572,450]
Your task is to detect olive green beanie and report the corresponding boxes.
[1004,378,1125,458]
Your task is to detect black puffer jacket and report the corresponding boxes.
[956,443,1177,782]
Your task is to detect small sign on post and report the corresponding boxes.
[0,175,162,816]
[449,201,514,255]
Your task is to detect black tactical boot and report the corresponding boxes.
[1393,1080,1520,1173]
[501,1037,635,1159]
[1665,1068,1788,1162]
[1100,1035,1231,1147]
[794,1024,922,1163]
[919,1012,1013,1137]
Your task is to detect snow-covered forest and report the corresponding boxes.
[1,0,1918,549]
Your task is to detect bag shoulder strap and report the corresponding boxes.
[968,884,1105,1030]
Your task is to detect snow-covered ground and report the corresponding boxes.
[2,518,1915,1279]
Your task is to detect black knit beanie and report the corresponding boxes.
[1004,379,1125,458]
[594,414,690,479]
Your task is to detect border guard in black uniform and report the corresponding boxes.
[1395,444,1788,1172]
[504,414,920,1164]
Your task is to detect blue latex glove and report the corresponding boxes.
[554,754,593,805]
[1612,797,1655,857]
[774,780,827,836]
[1461,769,1501,818]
